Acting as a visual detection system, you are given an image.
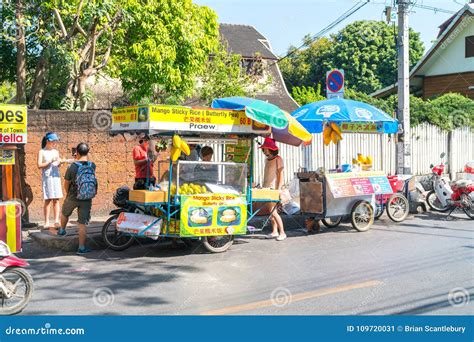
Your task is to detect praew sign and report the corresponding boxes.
[111,105,270,135]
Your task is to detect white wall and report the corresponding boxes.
[252,124,474,185]
[421,15,474,77]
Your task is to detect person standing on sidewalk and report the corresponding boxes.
[58,143,97,255]
[260,138,286,241]
[37,132,64,232]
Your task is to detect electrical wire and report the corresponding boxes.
[270,0,370,67]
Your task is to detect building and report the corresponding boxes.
[217,23,299,112]
[372,2,474,99]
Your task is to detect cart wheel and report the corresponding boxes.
[202,235,234,253]
[322,217,342,228]
[386,193,409,222]
[101,214,134,251]
[351,200,374,232]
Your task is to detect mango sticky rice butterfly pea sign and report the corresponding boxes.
[0,104,27,144]
[111,105,270,134]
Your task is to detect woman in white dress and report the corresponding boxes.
[37,132,65,229]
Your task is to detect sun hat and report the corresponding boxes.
[46,132,60,141]
[259,137,279,151]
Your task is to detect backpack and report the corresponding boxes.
[74,162,97,200]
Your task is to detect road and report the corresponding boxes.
[20,211,473,315]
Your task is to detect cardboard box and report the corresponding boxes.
[129,190,168,203]
[252,188,280,201]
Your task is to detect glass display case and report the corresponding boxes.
[176,161,248,196]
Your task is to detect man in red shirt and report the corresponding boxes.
[132,137,157,189]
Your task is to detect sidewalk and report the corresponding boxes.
[27,214,308,252]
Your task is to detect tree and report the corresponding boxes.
[115,0,220,104]
[291,85,324,105]
[280,21,425,95]
[196,43,270,106]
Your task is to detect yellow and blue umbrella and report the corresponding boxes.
[211,96,312,146]
[291,98,399,134]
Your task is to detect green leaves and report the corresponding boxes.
[280,20,425,95]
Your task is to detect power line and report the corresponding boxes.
[411,3,456,14]
[271,1,370,67]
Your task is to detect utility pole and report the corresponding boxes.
[396,0,411,175]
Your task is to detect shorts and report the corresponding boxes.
[62,197,92,225]
[133,177,156,190]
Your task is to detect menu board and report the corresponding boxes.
[326,171,393,198]
[225,139,251,165]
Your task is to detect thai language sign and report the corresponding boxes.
[180,194,247,237]
[111,105,270,134]
[326,171,393,198]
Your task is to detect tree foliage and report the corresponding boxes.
[114,0,220,104]
[280,20,425,95]
[291,85,325,105]
[197,43,258,106]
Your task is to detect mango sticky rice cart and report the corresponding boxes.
[102,100,312,253]
[291,98,400,232]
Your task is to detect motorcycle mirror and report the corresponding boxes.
[440,152,446,159]
[430,164,434,168]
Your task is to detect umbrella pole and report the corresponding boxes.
[336,141,342,168]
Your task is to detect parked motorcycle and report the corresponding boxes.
[0,241,34,315]
[426,153,474,219]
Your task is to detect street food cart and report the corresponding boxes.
[291,98,404,231]
[0,104,27,253]
[103,102,311,253]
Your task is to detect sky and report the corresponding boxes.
[195,0,470,56]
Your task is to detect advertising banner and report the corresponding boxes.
[180,194,247,237]
[111,105,270,134]
[0,104,27,144]
[326,171,393,198]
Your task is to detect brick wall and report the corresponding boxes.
[22,110,168,222]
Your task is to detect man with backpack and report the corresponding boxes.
[58,143,97,255]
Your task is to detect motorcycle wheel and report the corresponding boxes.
[426,190,450,212]
[101,214,134,251]
[386,193,409,222]
[202,236,234,253]
[0,268,34,315]
[461,194,474,219]
[322,217,342,228]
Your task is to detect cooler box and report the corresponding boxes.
[252,188,280,201]
[129,190,168,203]
[0,201,22,253]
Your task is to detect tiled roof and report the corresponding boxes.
[219,24,278,60]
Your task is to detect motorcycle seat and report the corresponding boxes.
[454,179,473,188]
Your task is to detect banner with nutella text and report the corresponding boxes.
[111,105,270,134]
[0,104,27,144]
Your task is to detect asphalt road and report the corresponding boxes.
[19,211,474,315]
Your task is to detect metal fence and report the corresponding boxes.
[253,124,474,185]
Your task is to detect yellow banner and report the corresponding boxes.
[0,104,27,144]
[0,149,15,165]
[111,105,270,134]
